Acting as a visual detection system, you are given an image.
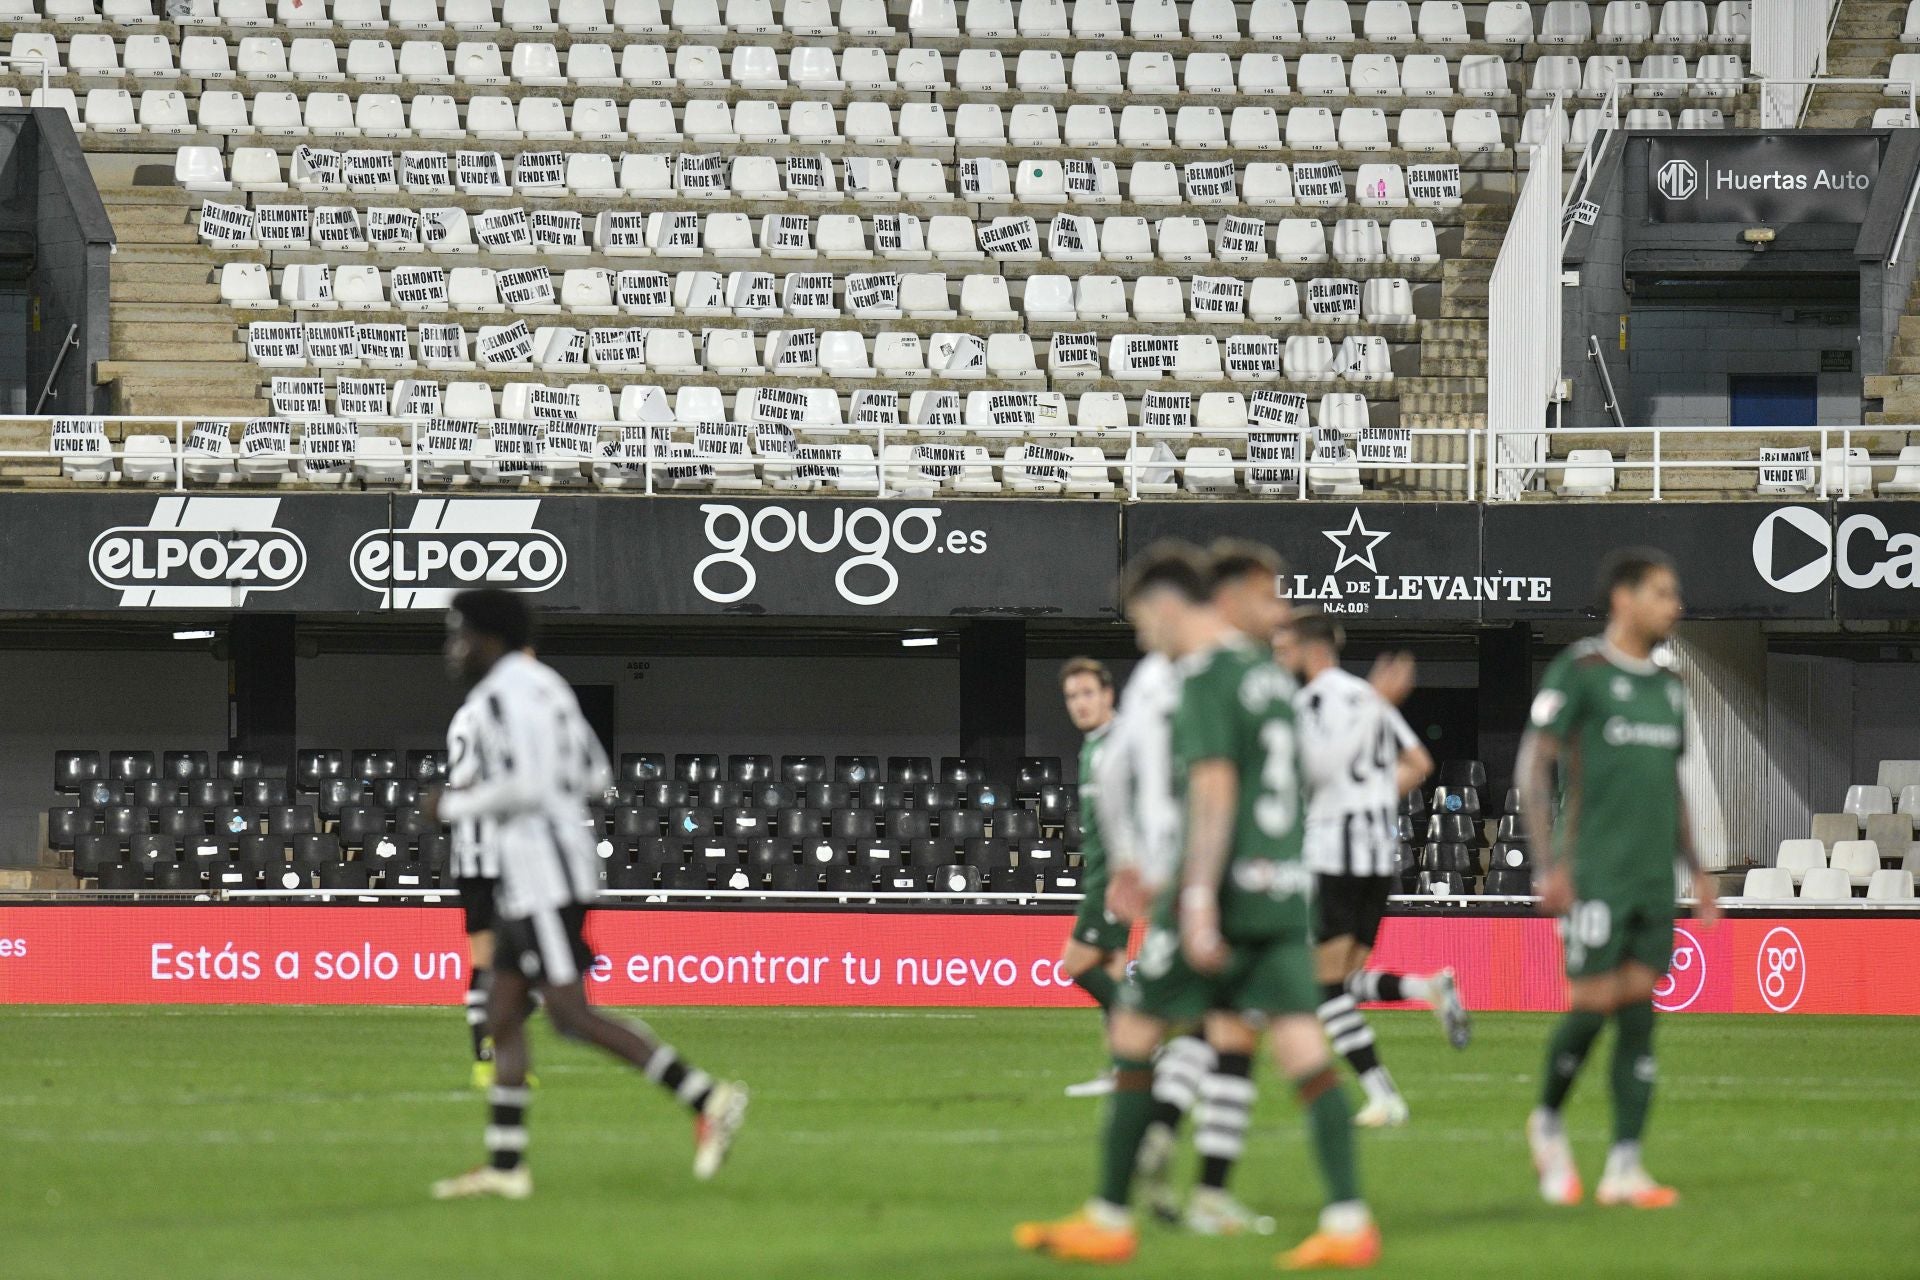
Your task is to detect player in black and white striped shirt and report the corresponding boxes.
[1276,612,1469,1129]
[445,697,503,1088]
[426,589,748,1201]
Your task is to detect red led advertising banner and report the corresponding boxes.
[0,907,1914,1014]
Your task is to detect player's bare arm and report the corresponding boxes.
[1516,727,1573,916]
[1178,759,1237,974]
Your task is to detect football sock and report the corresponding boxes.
[1297,1066,1361,1206]
[1149,1034,1211,1129]
[486,1084,529,1172]
[1610,1000,1657,1144]
[1319,984,1386,1082]
[1074,967,1118,1013]
[644,1044,715,1115]
[1541,1009,1607,1112]
[465,969,493,1062]
[1195,1052,1255,1190]
[1346,969,1436,1005]
[1604,1140,1642,1181]
[1096,1057,1157,1208]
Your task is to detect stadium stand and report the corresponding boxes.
[43,744,1521,898]
[0,0,1766,497]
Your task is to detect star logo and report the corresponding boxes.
[1322,509,1390,574]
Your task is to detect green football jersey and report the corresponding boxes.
[1530,636,1688,903]
[1168,637,1311,941]
[1076,725,1110,893]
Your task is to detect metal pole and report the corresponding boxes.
[174,418,184,491]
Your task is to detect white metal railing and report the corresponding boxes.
[1487,98,1565,502]
[1753,0,1841,128]
[2,414,1481,500]
[1488,424,1896,502]
[1,55,51,95]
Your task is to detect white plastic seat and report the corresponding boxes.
[1739,867,1794,900]
[1126,51,1177,95]
[1775,839,1826,886]
[1385,109,1444,153]
[1869,868,1917,901]
[103,0,158,20]
[124,35,178,79]
[897,48,947,91]
[1540,0,1590,41]
[356,93,408,137]
[1823,446,1874,496]
[1019,0,1068,35]
[511,41,565,85]
[1363,277,1414,323]
[1350,53,1401,96]
[1175,106,1226,149]
[1071,50,1122,96]
[68,34,122,78]
[1118,105,1171,148]
[1797,866,1851,902]
[1459,54,1511,97]
[1713,0,1749,41]
[1334,217,1386,262]
[727,0,779,29]
[1530,55,1581,100]
[1694,54,1743,96]
[83,89,139,134]
[966,0,1015,35]
[178,35,229,79]
[838,47,891,89]
[1393,54,1448,98]
[562,0,615,27]
[1297,53,1347,96]
[1658,0,1708,41]
[907,0,958,35]
[1625,107,1673,129]
[220,0,272,21]
[958,48,1008,93]
[345,38,401,82]
[1063,104,1117,148]
[1188,0,1238,38]
[1129,0,1179,37]
[391,41,452,84]
[1340,107,1391,149]
[1454,108,1506,151]
[196,91,252,137]
[289,36,344,79]
[1601,0,1652,41]
[899,103,950,144]
[1302,0,1353,39]
[1285,107,1337,150]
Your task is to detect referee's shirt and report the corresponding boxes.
[439,651,612,920]
[1295,666,1417,879]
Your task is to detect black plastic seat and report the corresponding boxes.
[100,863,149,891]
[352,749,400,782]
[963,836,1013,870]
[128,834,178,865]
[887,756,932,787]
[217,751,263,782]
[767,863,815,893]
[749,781,795,811]
[394,806,437,839]
[182,834,231,862]
[1400,788,1430,819]
[103,805,150,844]
[130,779,177,810]
[1422,841,1474,875]
[213,806,258,839]
[830,808,878,841]
[1485,867,1533,895]
[935,864,982,894]
[639,779,690,810]
[997,808,1040,843]
[46,806,93,850]
[311,777,356,820]
[413,832,451,866]
[775,808,823,840]
[835,755,881,787]
[860,781,905,811]
[1439,760,1488,791]
[155,807,205,841]
[940,809,987,842]
[965,781,1009,811]
[798,838,849,868]
[292,832,341,863]
[908,837,956,869]
[54,749,102,794]
[1045,865,1083,893]
[675,753,723,785]
[879,866,926,893]
[372,779,420,810]
[620,752,667,785]
[806,781,851,812]
[744,838,794,874]
[296,749,345,789]
[336,806,387,849]
[318,861,373,891]
[154,861,204,892]
[1426,813,1478,845]
[1489,841,1532,871]
[615,806,663,839]
[913,782,955,812]
[1023,840,1064,866]
[1430,785,1481,818]
[885,809,933,843]
[385,858,431,890]
[1037,785,1074,826]
[781,755,827,788]
[189,778,232,809]
[1064,811,1084,847]
[80,779,120,809]
[1501,788,1523,816]
[606,858,656,891]
[723,807,770,840]
[72,833,119,877]
[243,777,289,809]
[269,805,316,836]
[405,750,444,782]
[694,780,742,811]
[1495,814,1525,843]
[661,864,710,892]
[162,750,209,782]
[108,750,156,782]
[941,757,985,787]
[823,865,874,894]
[1018,756,1062,796]
[1419,869,1469,896]
[727,753,774,784]
[854,841,902,869]
[207,859,254,891]
[236,833,282,873]
[668,806,716,839]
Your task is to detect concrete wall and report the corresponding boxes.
[27,107,114,416]
[1626,304,1863,429]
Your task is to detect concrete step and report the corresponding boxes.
[108,341,247,362]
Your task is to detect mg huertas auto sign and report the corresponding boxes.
[1647,134,1880,224]
[1286,508,1549,615]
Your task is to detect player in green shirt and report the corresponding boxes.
[1017,541,1378,1272]
[1057,656,1130,1097]
[1518,548,1719,1211]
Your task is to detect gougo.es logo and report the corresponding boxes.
[695,503,987,606]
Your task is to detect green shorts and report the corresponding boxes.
[1071,893,1131,954]
[1118,925,1318,1023]
[1561,895,1675,980]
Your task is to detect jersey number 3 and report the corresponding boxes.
[1254,720,1298,839]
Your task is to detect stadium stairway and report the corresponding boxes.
[1867,268,1920,427]
[1802,0,1908,129]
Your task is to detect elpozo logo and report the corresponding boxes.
[1656,158,1699,201]
[89,496,305,606]
[696,503,987,607]
[1752,506,1920,592]
[352,498,566,609]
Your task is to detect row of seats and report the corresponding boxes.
[0,0,1758,47]
[1740,866,1916,902]
[1557,446,1920,500]
[1774,838,1906,890]
[64,430,1396,497]
[184,151,1476,207]
[233,319,1413,377]
[160,91,1525,147]
[19,34,1749,106]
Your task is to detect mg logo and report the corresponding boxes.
[1757,926,1806,1012]
[1657,158,1699,201]
[1652,925,1707,1012]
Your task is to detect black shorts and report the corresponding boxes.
[1313,873,1395,949]
[495,904,597,987]
[457,876,498,935]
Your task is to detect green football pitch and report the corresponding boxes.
[4,1006,1916,1279]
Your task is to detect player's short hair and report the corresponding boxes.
[1118,542,1211,607]
[1059,656,1113,690]
[1288,610,1346,654]
[450,588,535,650]
[1598,546,1677,611]
[1206,539,1287,593]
